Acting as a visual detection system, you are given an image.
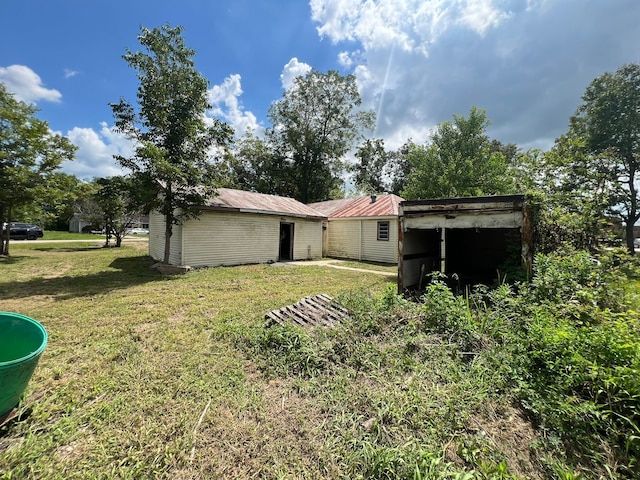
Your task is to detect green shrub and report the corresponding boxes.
[418,278,480,352]
[241,251,640,477]
[250,324,327,377]
[511,251,640,476]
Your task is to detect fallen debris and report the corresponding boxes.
[264,294,350,328]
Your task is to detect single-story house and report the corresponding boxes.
[309,194,404,264]
[149,188,326,267]
[398,194,533,291]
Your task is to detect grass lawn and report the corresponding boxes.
[0,243,396,479]
[39,231,149,241]
[40,231,104,241]
[9,244,628,478]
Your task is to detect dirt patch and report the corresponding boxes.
[168,309,186,324]
[57,440,85,463]
[176,366,333,478]
[43,264,73,279]
[446,402,544,479]
[0,296,54,313]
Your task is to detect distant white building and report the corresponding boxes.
[68,214,93,233]
[68,214,149,233]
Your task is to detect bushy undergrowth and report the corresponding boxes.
[246,250,640,479]
[512,250,640,477]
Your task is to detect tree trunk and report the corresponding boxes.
[103,217,111,247]
[163,214,173,264]
[626,164,638,255]
[2,206,12,256]
[1,228,8,256]
[625,220,635,255]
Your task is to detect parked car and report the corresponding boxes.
[127,228,149,235]
[2,222,44,240]
[634,237,640,248]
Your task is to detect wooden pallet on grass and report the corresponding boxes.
[265,294,350,328]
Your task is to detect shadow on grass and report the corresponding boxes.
[0,255,28,265]
[0,255,167,300]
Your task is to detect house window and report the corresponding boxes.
[377,221,390,241]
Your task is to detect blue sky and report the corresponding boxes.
[2,0,640,179]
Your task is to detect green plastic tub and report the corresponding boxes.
[0,312,48,417]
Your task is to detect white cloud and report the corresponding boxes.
[338,51,354,68]
[458,0,511,35]
[310,0,362,43]
[64,69,79,79]
[310,0,640,151]
[208,74,260,137]
[311,0,510,54]
[63,123,133,179]
[0,65,62,103]
[280,57,312,89]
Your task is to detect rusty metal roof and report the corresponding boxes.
[204,188,326,219]
[309,194,404,218]
[306,198,355,216]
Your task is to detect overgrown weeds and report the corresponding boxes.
[249,249,640,479]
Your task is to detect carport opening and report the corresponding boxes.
[400,229,440,290]
[445,228,522,285]
[401,227,523,291]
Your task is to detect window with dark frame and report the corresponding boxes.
[377,221,390,241]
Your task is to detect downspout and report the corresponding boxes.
[181,214,185,266]
[397,214,404,294]
[359,220,362,261]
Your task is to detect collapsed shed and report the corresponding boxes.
[398,195,533,291]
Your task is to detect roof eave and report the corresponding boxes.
[201,205,326,220]
[328,215,399,221]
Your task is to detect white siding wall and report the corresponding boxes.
[326,219,361,260]
[149,210,183,265]
[178,212,323,267]
[361,218,399,264]
[182,212,278,267]
[292,218,323,260]
[326,217,398,264]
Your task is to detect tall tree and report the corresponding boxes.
[0,84,76,255]
[93,175,150,247]
[227,131,294,196]
[511,146,612,253]
[36,173,95,231]
[386,140,413,196]
[267,70,374,203]
[111,24,233,264]
[352,138,388,194]
[402,107,513,200]
[566,63,640,253]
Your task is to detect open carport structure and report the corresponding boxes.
[398,195,533,292]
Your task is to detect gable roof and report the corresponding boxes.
[309,194,404,218]
[203,188,326,220]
